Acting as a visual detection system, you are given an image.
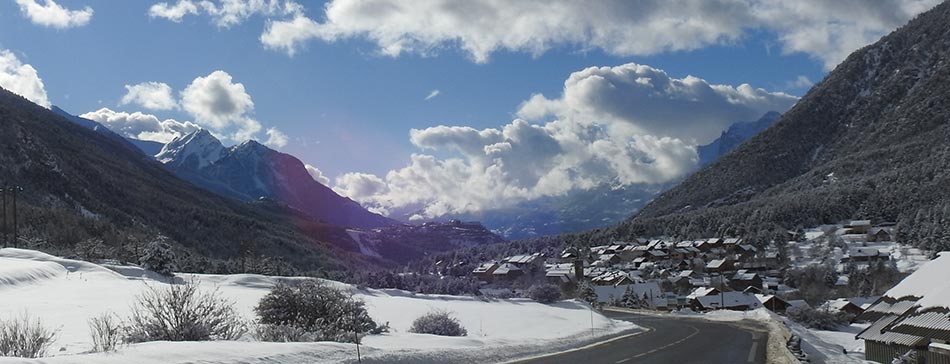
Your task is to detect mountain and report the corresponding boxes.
[51,106,149,156]
[442,112,778,240]
[127,138,165,156]
[348,220,506,264]
[158,130,395,229]
[615,1,950,249]
[697,111,781,167]
[0,88,377,273]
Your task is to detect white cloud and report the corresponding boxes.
[517,63,798,144]
[120,82,178,111]
[244,0,939,69]
[180,70,261,142]
[304,164,330,186]
[80,107,200,143]
[0,49,50,108]
[15,0,93,29]
[786,75,815,89]
[264,127,288,148]
[150,0,303,27]
[423,89,440,101]
[148,0,199,22]
[334,62,800,218]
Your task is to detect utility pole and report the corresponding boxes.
[12,186,20,249]
[1,187,6,247]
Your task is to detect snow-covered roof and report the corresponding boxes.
[885,252,950,308]
[696,292,761,309]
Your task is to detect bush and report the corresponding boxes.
[0,313,57,358]
[124,282,246,343]
[140,238,177,276]
[255,280,377,343]
[88,313,122,352]
[408,310,467,337]
[786,306,853,330]
[527,284,562,303]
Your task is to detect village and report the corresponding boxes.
[462,220,948,363]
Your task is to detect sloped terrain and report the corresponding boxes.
[614,2,950,247]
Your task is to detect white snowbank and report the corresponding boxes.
[0,249,635,363]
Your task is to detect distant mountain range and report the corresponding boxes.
[613,1,950,249]
[441,111,780,240]
[154,129,395,229]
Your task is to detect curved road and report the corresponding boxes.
[512,310,768,364]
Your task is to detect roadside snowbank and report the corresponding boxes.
[0,248,635,363]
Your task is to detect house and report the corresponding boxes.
[472,262,500,282]
[755,294,792,313]
[868,227,893,242]
[843,248,890,263]
[722,238,742,251]
[729,270,763,291]
[591,271,636,286]
[545,263,576,285]
[824,298,865,317]
[692,291,762,311]
[844,220,872,234]
[599,254,621,265]
[856,252,950,364]
[491,263,523,281]
[706,258,734,273]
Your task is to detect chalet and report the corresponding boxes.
[599,254,621,265]
[722,238,742,251]
[824,298,865,317]
[491,263,523,281]
[755,294,792,313]
[844,220,872,235]
[545,263,576,284]
[857,252,950,364]
[869,227,893,242]
[473,262,500,282]
[706,258,734,273]
[592,271,636,286]
[692,291,762,311]
[687,286,720,300]
[646,249,668,261]
[505,254,541,267]
[729,270,763,292]
[844,248,890,263]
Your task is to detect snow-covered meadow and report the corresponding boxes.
[0,248,635,364]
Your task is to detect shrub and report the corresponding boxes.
[88,313,122,352]
[124,282,246,343]
[253,324,318,342]
[255,280,377,343]
[527,284,562,303]
[0,313,57,358]
[408,310,467,337]
[140,238,177,276]
[786,306,853,330]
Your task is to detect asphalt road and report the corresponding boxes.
[512,310,768,364]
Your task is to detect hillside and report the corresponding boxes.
[615,2,950,249]
[0,88,376,274]
[157,129,395,229]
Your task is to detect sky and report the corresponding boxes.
[0,0,941,219]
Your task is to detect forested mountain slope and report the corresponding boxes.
[613,1,950,250]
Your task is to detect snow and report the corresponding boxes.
[0,248,634,363]
[156,129,225,169]
[885,252,950,308]
[786,321,873,364]
[346,229,381,258]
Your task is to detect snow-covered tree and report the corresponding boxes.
[139,237,176,276]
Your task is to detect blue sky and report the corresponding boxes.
[0,0,937,218]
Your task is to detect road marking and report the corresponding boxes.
[615,358,631,363]
[628,324,701,359]
[747,341,758,363]
[502,327,652,363]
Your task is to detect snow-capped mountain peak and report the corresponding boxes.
[156,129,226,170]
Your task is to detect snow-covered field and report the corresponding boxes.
[0,249,635,364]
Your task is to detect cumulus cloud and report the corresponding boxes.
[304,164,330,186]
[148,0,199,22]
[180,70,262,141]
[517,63,799,144]
[786,75,815,89]
[150,0,303,27]
[423,89,440,101]
[15,0,93,29]
[80,107,200,143]
[120,82,178,111]
[264,127,288,148]
[334,63,798,218]
[245,0,938,69]
[0,49,50,108]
